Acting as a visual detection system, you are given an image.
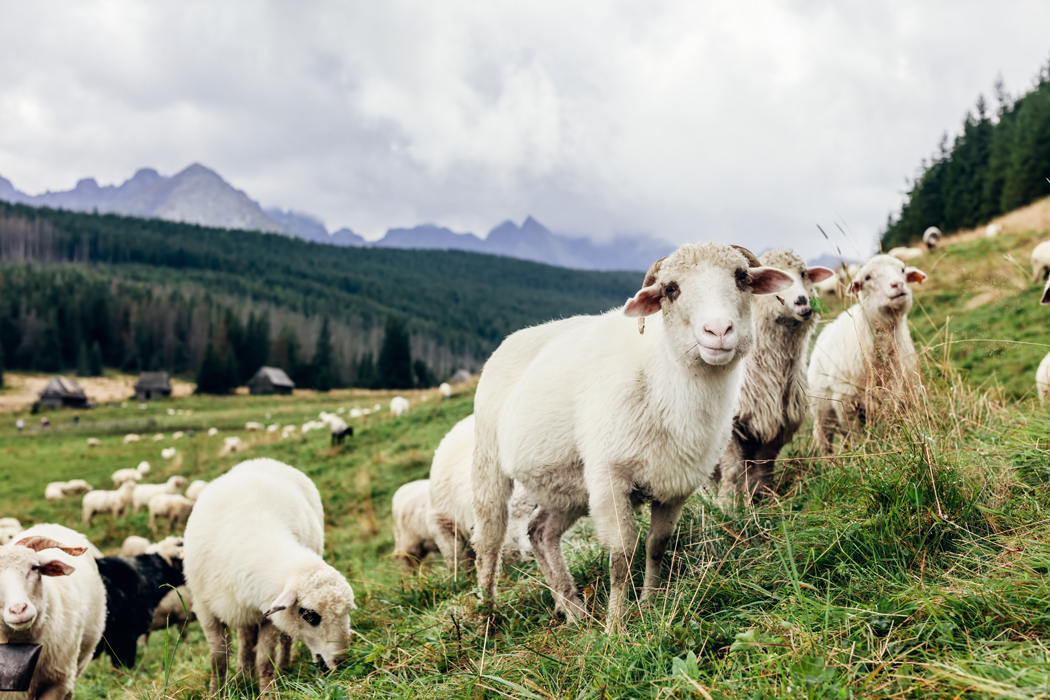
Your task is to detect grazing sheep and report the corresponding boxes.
[300,420,326,434]
[132,476,189,514]
[349,407,363,419]
[172,431,185,440]
[390,396,409,416]
[45,482,68,501]
[715,249,834,499]
[0,517,22,545]
[923,226,942,250]
[150,583,194,637]
[121,535,152,557]
[161,447,177,460]
[986,223,1003,238]
[1031,241,1050,282]
[137,461,151,475]
[185,479,209,501]
[86,437,101,447]
[148,494,195,531]
[471,242,793,629]
[439,382,452,399]
[62,479,93,495]
[245,421,263,432]
[123,434,141,444]
[808,254,927,452]
[82,481,137,526]
[327,417,353,446]
[426,415,536,572]
[113,461,151,487]
[0,524,106,699]
[152,434,165,442]
[207,427,219,437]
[219,436,244,456]
[887,246,925,262]
[94,545,185,668]
[373,403,381,411]
[391,480,440,572]
[184,458,357,696]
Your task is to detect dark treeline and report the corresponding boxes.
[882,57,1050,249]
[0,203,641,390]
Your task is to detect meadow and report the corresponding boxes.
[4,219,1050,698]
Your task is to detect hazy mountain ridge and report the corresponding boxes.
[0,165,672,270]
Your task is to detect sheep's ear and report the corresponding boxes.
[806,266,835,284]
[264,586,297,617]
[905,267,927,284]
[35,555,76,577]
[15,536,87,557]
[746,267,794,295]
[1041,280,1050,305]
[847,278,863,295]
[623,286,662,318]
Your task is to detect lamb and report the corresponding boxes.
[86,438,101,447]
[161,447,177,460]
[62,480,93,495]
[714,249,834,499]
[0,525,106,697]
[45,482,67,501]
[93,543,185,667]
[391,480,440,572]
[986,223,1003,238]
[132,476,189,514]
[813,271,842,297]
[923,226,942,250]
[185,479,209,501]
[184,458,356,695]
[808,254,928,453]
[123,434,140,444]
[887,246,925,262]
[0,518,22,545]
[121,535,151,557]
[219,436,244,456]
[148,494,195,532]
[471,242,793,629]
[390,396,409,416]
[112,461,150,487]
[207,427,219,437]
[426,414,535,572]
[1031,241,1050,282]
[82,481,137,526]
[439,382,452,399]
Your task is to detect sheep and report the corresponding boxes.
[93,544,185,668]
[45,482,68,501]
[1031,241,1050,282]
[150,582,194,637]
[425,414,535,573]
[471,242,794,629]
[123,433,140,444]
[148,494,194,531]
[207,427,219,437]
[82,481,137,526]
[245,421,263,432]
[183,458,357,696]
[714,249,834,499]
[161,447,177,460]
[61,479,93,495]
[887,246,925,262]
[986,223,1003,238]
[137,461,151,475]
[132,476,189,514]
[219,436,244,456]
[391,480,440,572]
[373,403,381,411]
[808,254,928,453]
[112,461,151,487]
[152,433,164,442]
[185,479,209,501]
[390,396,410,416]
[86,437,101,447]
[923,226,942,250]
[327,417,353,446]
[439,382,452,399]
[172,431,185,440]
[121,535,152,557]
[0,524,106,699]
[0,517,22,545]
[813,271,841,297]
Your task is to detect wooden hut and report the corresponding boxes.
[134,372,172,401]
[38,377,89,408]
[248,366,295,395]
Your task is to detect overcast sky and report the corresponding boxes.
[1,1,1048,259]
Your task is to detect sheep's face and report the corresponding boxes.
[265,571,357,670]
[848,254,926,321]
[625,243,794,368]
[756,250,834,325]
[0,538,83,632]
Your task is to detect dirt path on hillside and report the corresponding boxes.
[0,374,196,413]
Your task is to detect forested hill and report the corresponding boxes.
[881,59,1050,249]
[0,201,642,387]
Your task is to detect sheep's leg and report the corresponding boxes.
[470,445,514,607]
[35,679,75,700]
[431,516,471,575]
[236,625,258,680]
[744,441,784,500]
[642,499,687,600]
[589,483,644,632]
[198,609,230,696]
[812,401,836,454]
[527,508,585,623]
[715,437,745,502]
[275,632,293,669]
[255,619,279,696]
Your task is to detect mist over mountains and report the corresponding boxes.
[0,164,671,271]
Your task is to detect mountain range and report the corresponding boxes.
[0,164,671,271]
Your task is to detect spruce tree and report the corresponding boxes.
[88,341,103,377]
[377,317,413,389]
[356,352,377,389]
[196,343,227,394]
[0,343,4,389]
[75,342,90,377]
[312,317,335,392]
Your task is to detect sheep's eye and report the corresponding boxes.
[865,275,871,281]
[299,608,322,626]
[663,282,680,302]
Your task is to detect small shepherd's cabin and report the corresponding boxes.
[134,372,172,401]
[38,377,89,408]
[248,366,295,395]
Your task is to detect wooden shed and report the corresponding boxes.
[38,377,89,408]
[134,372,172,401]
[248,366,295,395]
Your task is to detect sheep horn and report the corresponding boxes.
[637,256,668,335]
[14,536,87,557]
[731,245,761,267]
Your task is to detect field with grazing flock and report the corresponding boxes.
[6,204,1050,699]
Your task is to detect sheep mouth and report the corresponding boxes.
[698,345,736,366]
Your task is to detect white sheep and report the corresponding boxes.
[0,524,106,699]
[207,427,219,437]
[390,396,409,416]
[148,494,195,531]
[152,433,165,442]
[121,535,152,556]
[808,254,928,452]
[82,481,137,526]
[61,480,93,495]
[219,436,244,456]
[137,461,151,475]
[327,417,352,446]
[185,479,209,501]
[151,583,194,636]
[986,223,1003,238]
[172,431,185,440]
[184,458,356,696]
[426,414,535,572]
[1031,241,1050,282]
[887,246,925,262]
[471,242,793,629]
[0,517,22,545]
[45,482,68,501]
[349,407,363,419]
[161,447,177,460]
[813,271,842,297]
[245,421,263,432]
[715,249,834,499]
[923,226,942,250]
[373,403,381,411]
[86,437,101,447]
[112,460,151,487]
[132,476,189,514]
[391,480,440,572]
[439,382,452,399]
[123,434,140,444]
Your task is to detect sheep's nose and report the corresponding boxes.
[8,603,26,617]
[890,280,905,291]
[703,318,734,339]
[795,295,808,306]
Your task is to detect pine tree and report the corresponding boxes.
[377,317,413,389]
[0,343,5,389]
[312,317,335,392]
[88,341,103,377]
[196,343,228,394]
[413,359,435,388]
[356,352,377,389]
[75,341,90,377]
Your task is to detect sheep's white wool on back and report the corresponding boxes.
[1037,352,1050,402]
